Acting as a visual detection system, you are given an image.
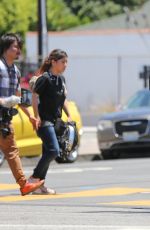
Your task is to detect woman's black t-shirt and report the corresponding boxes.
[34,72,67,122]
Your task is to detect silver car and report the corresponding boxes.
[97,89,150,159]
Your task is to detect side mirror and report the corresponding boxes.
[21,88,32,107]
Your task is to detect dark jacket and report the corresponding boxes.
[34,72,66,122]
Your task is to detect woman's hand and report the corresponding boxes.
[63,99,72,123]
[67,115,72,123]
[29,115,39,130]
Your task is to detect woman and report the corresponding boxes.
[29,49,72,194]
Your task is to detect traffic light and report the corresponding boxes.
[139,65,150,89]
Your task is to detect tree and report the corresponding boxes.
[64,0,148,22]
[114,0,146,7]
[28,0,80,31]
[46,0,80,31]
[0,0,80,35]
[0,0,33,37]
[0,0,148,36]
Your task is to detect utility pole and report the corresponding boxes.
[38,0,48,66]
[117,56,122,106]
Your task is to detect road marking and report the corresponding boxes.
[64,168,83,172]
[0,184,19,190]
[0,186,150,203]
[0,225,149,230]
[0,166,112,175]
[101,200,150,206]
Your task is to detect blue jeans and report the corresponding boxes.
[32,123,60,180]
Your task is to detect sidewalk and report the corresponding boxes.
[78,126,101,161]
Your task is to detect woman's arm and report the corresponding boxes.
[17,90,37,130]
[63,99,72,122]
[19,92,40,130]
[32,93,41,129]
[32,93,39,119]
[19,105,37,130]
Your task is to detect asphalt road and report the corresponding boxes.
[1,157,150,230]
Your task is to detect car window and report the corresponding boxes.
[125,91,150,109]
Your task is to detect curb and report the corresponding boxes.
[77,153,101,162]
[82,127,97,132]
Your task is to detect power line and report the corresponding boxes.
[123,6,150,54]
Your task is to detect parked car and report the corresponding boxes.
[0,89,82,166]
[97,89,150,159]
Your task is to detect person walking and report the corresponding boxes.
[0,33,44,196]
[29,49,72,194]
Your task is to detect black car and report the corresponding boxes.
[97,89,150,159]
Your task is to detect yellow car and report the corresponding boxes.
[0,90,82,165]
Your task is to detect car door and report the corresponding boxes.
[12,105,42,158]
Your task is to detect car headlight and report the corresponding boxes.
[98,120,113,130]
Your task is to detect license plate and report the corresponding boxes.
[123,131,139,141]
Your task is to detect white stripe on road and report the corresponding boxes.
[0,225,149,230]
[0,166,112,175]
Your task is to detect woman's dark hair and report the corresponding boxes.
[0,33,23,57]
[37,49,68,75]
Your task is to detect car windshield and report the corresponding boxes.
[125,90,150,109]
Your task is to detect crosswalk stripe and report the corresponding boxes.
[0,166,112,175]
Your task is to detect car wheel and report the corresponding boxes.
[101,150,119,160]
[55,148,78,163]
[0,150,5,166]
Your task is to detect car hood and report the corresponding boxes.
[100,107,150,121]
